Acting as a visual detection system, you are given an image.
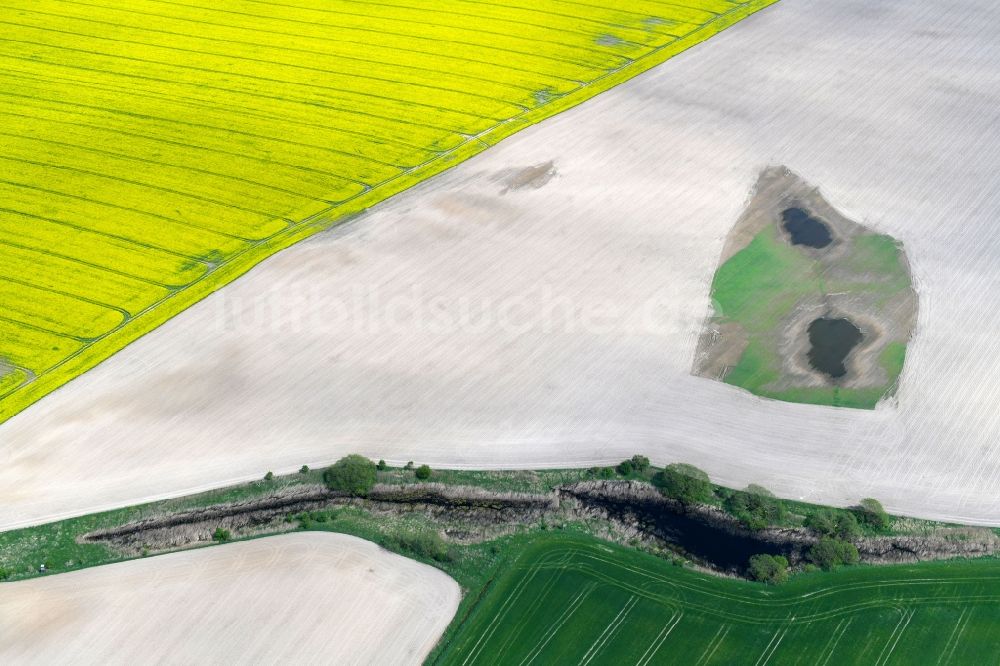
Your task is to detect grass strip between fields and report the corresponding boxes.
[1,460,999,664]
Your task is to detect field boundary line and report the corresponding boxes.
[0,0,781,425]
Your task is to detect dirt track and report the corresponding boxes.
[1,0,1000,527]
[0,533,459,665]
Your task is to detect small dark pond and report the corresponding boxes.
[782,207,832,248]
[807,317,862,378]
[581,496,795,573]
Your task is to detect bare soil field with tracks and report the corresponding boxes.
[0,532,458,664]
[1,0,999,527]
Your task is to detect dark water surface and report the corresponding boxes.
[782,207,832,248]
[584,496,794,572]
[807,317,862,378]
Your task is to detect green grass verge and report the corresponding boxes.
[0,460,964,581]
[1,461,996,663]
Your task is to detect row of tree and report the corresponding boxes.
[635,459,891,584]
[311,454,890,586]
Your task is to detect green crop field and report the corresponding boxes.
[438,535,1000,665]
[0,0,776,422]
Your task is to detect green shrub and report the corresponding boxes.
[377,459,387,471]
[653,463,712,505]
[806,510,861,540]
[212,527,231,542]
[299,465,310,474]
[0,567,10,580]
[324,455,377,495]
[854,498,890,531]
[804,509,836,536]
[834,512,861,539]
[415,464,432,480]
[264,471,274,481]
[390,531,453,562]
[748,554,789,584]
[725,485,784,530]
[808,537,859,570]
[616,455,651,477]
[630,455,651,472]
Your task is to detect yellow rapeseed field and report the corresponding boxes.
[0,0,776,421]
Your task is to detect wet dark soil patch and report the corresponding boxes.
[782,207,832,248]
[498,160,556,193]
[807,317,862,378]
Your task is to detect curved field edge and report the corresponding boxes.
[2,460,986,581]
[0,462,997,661]
[0,0,779,424]
[433,534,1000,665]
[0,532,460,665]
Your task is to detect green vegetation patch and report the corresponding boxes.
[692,167,917,409]
[714,227,818,330]
[696,168,917,409]
[436,534,1000,665]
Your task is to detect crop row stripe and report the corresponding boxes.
[67,0,629,70]
[2,9,568,93]
[17,0,597,82]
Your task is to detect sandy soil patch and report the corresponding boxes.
[1,0,999,526]
[0,532,459,665]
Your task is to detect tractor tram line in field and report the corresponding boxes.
[439,537,1000,664]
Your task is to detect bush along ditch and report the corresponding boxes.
[3,455,995,586]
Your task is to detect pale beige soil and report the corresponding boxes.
[1,0,1000,526]
[0,533,459,665]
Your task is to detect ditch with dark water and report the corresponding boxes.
[782,207,832,248]
[572,493,799,572]
[807,317,862,378]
